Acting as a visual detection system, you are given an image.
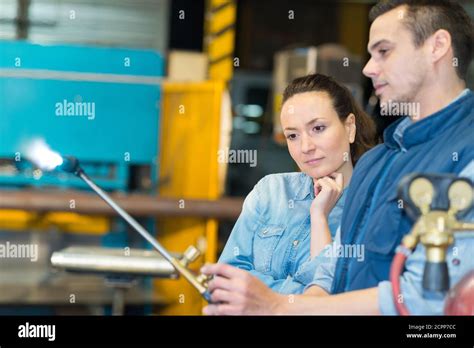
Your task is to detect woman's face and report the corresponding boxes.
[281,91,355,179]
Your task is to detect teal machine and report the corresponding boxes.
[0,40,164,314]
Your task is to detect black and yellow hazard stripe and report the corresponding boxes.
[204,0,236,82]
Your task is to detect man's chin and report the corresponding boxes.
[378,94,391,105]
[379,93,413,106]
[377,89,400,105]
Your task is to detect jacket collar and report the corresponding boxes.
[384,91,473,150]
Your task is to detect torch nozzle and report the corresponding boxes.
[58,156,82,175]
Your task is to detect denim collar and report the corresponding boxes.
[293,173,314,201]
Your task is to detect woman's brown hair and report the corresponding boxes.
[282,73,378,165]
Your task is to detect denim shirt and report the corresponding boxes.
[218,172,346,294]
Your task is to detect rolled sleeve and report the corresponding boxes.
[294,255,323,286]
[303,227,341,293]
[378,281,398,315]
[377,243,446,315]
[378,234,474,315]
[271,274,306,294]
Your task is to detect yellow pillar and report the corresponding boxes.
[337,3,370,58]
[204,0,237,82]
[154,81,225,315]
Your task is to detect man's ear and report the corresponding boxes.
[428,29,452,65]
[345,113,356,144]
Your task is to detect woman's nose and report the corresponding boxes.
[301,133,316,153]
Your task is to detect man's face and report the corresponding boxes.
[363,6,429,105]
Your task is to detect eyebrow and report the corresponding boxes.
[283,118,324,131]
[368,39,391,53]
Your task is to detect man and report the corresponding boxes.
[202,0,474,315]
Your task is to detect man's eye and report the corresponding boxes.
[313,125,326,133]
[286,134,297,140]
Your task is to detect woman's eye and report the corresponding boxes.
[313,125,326,133]
[286,134,297,140]
[379,49,388,56]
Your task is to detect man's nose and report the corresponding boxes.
[363,57,378,79]
[301,133,316,153]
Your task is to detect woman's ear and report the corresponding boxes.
[345,113,356,144]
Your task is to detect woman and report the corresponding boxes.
[218,73,377,294]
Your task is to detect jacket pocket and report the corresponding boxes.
[253,225,285,273]
[365,190,403,255]
[363,191,406,283]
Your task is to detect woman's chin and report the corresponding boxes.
[304,167,330,179]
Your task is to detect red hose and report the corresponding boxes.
[390,247,411,316]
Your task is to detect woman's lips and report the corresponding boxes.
[305,157,324,165]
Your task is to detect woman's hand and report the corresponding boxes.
[310,172,344,219]
[309,172,343,257]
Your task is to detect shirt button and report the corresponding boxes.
[262,229,268,235]
[293,240,299,247]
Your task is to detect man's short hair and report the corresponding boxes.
[369,0,474,79]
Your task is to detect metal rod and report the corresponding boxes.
[78,171,176,266]
[78,170,211,299]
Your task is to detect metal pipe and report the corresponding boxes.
[0,190,243,219]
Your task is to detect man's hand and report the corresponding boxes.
[201,263,285,315]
